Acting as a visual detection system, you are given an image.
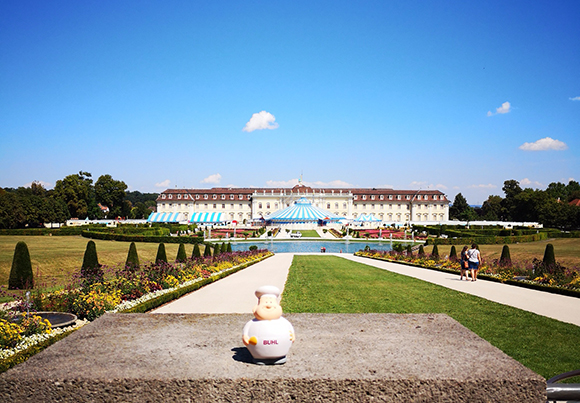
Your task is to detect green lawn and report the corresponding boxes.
[281,255,580,381]
[294,230,320,238]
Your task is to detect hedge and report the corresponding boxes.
[0,227,88,236]
[357,253,580,299]
[81,230,204,244]
[426,232,548,246]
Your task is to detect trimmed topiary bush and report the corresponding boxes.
[227,243,232,253]
[192,244,201,258]
[499,245,512,267]
[175,243,187,263]
[431,244,440,259]
[155,243,167,264]
[543,243,556,268]
[449,245,457,261]
[81,240,103,286]
[406,245,413,257]
[8,241,34,290]
[418,245,425,257]
[203,244,212,257]
[125,242,140,269]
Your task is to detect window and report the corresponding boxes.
[371,195,375,200]
[204,194,208,200]
[177,194,182,199]
[221,195,225,200]
[213,204,216,209]
[230,194,234,200]
[371,204,375,209]
[239,194,244,199]
[406,195,410,200]
[362,195,366,200]
[433,195,438,200]
[380,195,384,200]
[258,203,262,209]
[335,202,339,209]
[266,203,270,209]
[343,202,347,209]
[397,195,401,200]
[162,194,166,199]
[204,203,208,209]
[196,194,200,199]
[275,203,278,209]
[417,195,421,200]
[398,204,401,209]
[168,195,172,199]
[222,204,225,209]
[388,195,393,200]
[380,204,383,209]
[230,204,234,209]
[213,195,217,200]
[362,204,366,209]
[327,203,331,209]
[353,195,358,200]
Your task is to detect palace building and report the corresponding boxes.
[152,184,449,225]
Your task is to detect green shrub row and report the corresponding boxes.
[359,254,580,299]
[0,329,76,374]
[0,227,89,236]
[119,254,273,313]
[426,232,548,245]
[81,230,204,244]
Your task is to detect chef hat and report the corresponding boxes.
[255,285,280,300]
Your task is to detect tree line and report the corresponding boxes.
[0,171,158,229]
[450,179,580,229]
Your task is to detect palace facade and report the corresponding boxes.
[156,184,449,225]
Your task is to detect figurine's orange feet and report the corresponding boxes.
[249,336,258,345]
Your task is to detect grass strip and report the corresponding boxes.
[281,255,580,381]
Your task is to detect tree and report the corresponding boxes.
[499,245,511,267]
[481,195,504,221]
[125,242,140,269]
[95,175,128,218]
[418,245,425,257]
[54,171,94,219]
[175,243,187,263]
[227,243,232,253]
[81,240,103,286]
[542,243,556,268]
[9,241,34,289]
[405,244,413,257]
[449,193,477,221]
[155,243,168,264]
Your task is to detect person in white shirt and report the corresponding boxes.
[467,243,483,281]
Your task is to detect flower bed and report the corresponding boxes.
[355,250,580,298]
[0,249,272,373]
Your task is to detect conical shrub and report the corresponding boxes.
[543,243,556,268]
[431,244,440,259]
[449,245,457,261]
[227,243,232,253]
[499,245,511,267]
[125,242,140,269]
[203,243,212,257]
[192,243,201,258]
[8,241,34,290]
[176,243,187,263]
[155,243,167,264]
[221,242,227,254]
[418,245,425,257]
[406,244,413,257]
[81,240,103,285]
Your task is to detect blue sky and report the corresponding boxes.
[1,1,578,204]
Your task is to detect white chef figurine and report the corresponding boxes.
[242,285,295,365]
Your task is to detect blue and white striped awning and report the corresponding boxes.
[147,212,184,223]
[354,214,382,222]
[264,197,343,223]
[189,212,225,223]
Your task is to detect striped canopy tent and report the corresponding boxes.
[354,214,382,222]
[264,197,344,224]
[189,212,226,224]
[147,212,184,223]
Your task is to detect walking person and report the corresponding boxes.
[467,243,483,281]
[460,246,469,280]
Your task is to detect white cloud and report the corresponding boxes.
[24,180,52,189]
[200,173,222,184]
[468,184,497,189]
[155,179,171,188]
[487,101,511,116]
[519,137,568,151]
[242,111,279,132]
[570,96,580,101]
[265,178,354,188]
[409,181,447,190]
[519,178,543,188]
[435,183,448,190]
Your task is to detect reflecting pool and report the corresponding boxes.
[230,240,393,254]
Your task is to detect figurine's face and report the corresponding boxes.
[253,295,282,320]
